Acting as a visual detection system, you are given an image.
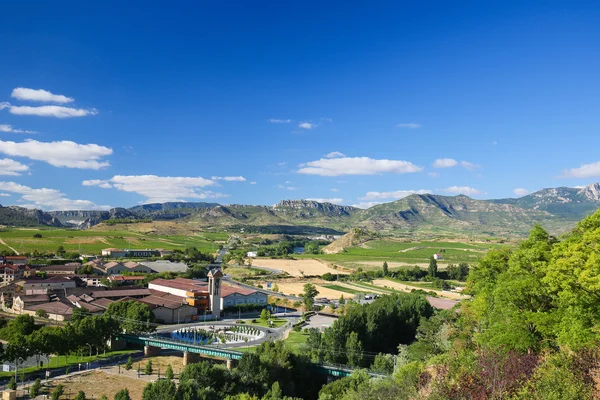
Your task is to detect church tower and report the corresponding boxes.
[208,268,223,319]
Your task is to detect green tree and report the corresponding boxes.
[339,295,345,305]
[75,390,86,400]
[165,364,174,380]
[263,382,283,400]
[302,283,319,310]
[260,309,269,321]
[428,256,437,278]
[35,309,48,318]
[371,353,394,374]
[101,396,108,400]
[125,356,133,370]
[8,377,16,390]
[142,379,176,400]
[306,328,324,363]
[382,261,389,277]
[144,360,153,375]
[51,384,65,400]
[30,378,42,397]
[346,332,363,367]
[114,388,132,400]
[104,300,156,334]
[56,246,66,257]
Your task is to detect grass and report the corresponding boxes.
[0,350,137,378]
[243,318,288,328]
[0,228,227,254]
[321,284,362,295]
[285,330,309,353]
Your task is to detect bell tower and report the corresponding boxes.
[208,268,223,319]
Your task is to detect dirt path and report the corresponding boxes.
[0,238,19,255]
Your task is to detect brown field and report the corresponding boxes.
[252,258,348,277]
[263,279,354,299]
[48,371,147,400]
[357,261,449,269]
[371,279,466,300]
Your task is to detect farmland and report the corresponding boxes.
[0,228,229,255]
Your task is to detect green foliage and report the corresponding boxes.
[51,384,65,400]
[143,378,177,400]
[318,370,371,400]
[114,388,132,400]
[345,332,363,367]
[125,356,133,370]
[7,377,16,390]
[104,300,156,334]
[145,360,153,375]
[35,309,48,318]
[30,378,41,397]
[371,353,394,375]
[302,283,319,309]
[382,261,389,276]
[446,262,470,281]
[428,256,438,278]
[165,363,174,380]
[75,390,87,400]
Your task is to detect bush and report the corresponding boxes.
[74,390,86,400]
[144,360,153,375]
[125,356,133,370]
[51,384,65,400]
[30,378,41,397]
[8,377,16,390]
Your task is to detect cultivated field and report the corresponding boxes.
[252,258,348,277]
[371,278,466,300]
[48,371,148,399]
[263,279,354,299]
[0,228,228,254]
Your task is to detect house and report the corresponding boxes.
[94,262,128,275]
[433,254,442,260]
[4,256,28,266]
[221,285,268,309]
[155,249,173,257]
[22,277,77,291]
[91,288,151,300]
[122,262,153,274]
[23,301,73,321]
[108,275,146,286]
[12,294,50,313]
[79,275,103,287]
[138,295,197,323]
[246,252,257,258]
[138,260,187,273]
[101,248,128,258]
[0,264,26,283]
[40,264,79,275]
[100,248,161,258]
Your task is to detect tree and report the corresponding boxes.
[263,382,283,400]
[371,353,394,374]
[51,384,65,400]
[302,283,319,310]
[142,379,176,400]
[101,396,108,400]
[75,390,86,400]
[8,377,16,390]
[382,261,389,277]
[166,364,174,380]
[339,295,345,305]
[114,389,132,400]
[428,256,438,278]
[306,328,324,363]
[30,378,41,397]
[56,246,66,257]
[145,360,153,375]
[346,332,363,367]
[125,356,133,370]
[260,309,269,321]
[104,300,156,334]
[35,309,48,318]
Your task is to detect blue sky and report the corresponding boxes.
[1,1,600,210]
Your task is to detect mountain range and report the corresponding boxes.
[2,184,600,237]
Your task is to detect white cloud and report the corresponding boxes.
[277,185,297,191]
[572,185,586,189]
[513,188,530,196]
[250,181,257,185]
[298,157,422,176]
[11,87,74,103]
[0,124,37,134]
[396,123,421,128]
[211,176,247,182]
[305,198,344,204]
[83,175,224,203]
[2,104,97,118]
[324,151,345,159]
[0,181,110,211]
[433,158,458,168]
[277,162,286,167]
[268,119,292,123]
[443,186,482,196]
[359,189,431,201]
[428,172,440,178]
[0,139,112,169]
[0,159,29,176]
[299,122,316,129]
[0,193,10,197]
[330,188,339,192]
[352,201,384,209]
[460,161,479,170]
[560,161,600,178]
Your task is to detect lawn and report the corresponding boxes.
[285,330,309,353]
[0,228,226,255]
[321,284,362,295]
[0,350,138,378]
[243,318,288,328]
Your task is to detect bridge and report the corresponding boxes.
[116,334,366,378]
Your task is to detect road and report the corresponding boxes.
[0,238,19,255]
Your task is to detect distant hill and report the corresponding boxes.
[0,205,63,227]
[4,184,600,236]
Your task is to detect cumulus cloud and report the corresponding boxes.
[268,119,292,123]
[211,176,247,182]
[560,161,600,178]
[433,158,458,168]
[2,104,97,118]
[298,157,422,176]
[83,175,224,203]
[513,188,530,196]
[277,185,297,191]
[298,122,316,129]
[396,123,421,128]
[460,161,479,170]
[0,124,37,134]
[0,181,110,211]
[352,201,384,209]
[305,198,344,204]
[0,139,112,169]
[443,186,482,196]
[0,193,10,197]
[359,189,431,201]
[250,181,257,185]
[324,151,345,159]
[0,159,29,176]
[11,87,74,103]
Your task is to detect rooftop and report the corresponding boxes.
[92,288,151,298]
[149,278,208,294]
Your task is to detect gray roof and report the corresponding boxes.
[139,261,188,273]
